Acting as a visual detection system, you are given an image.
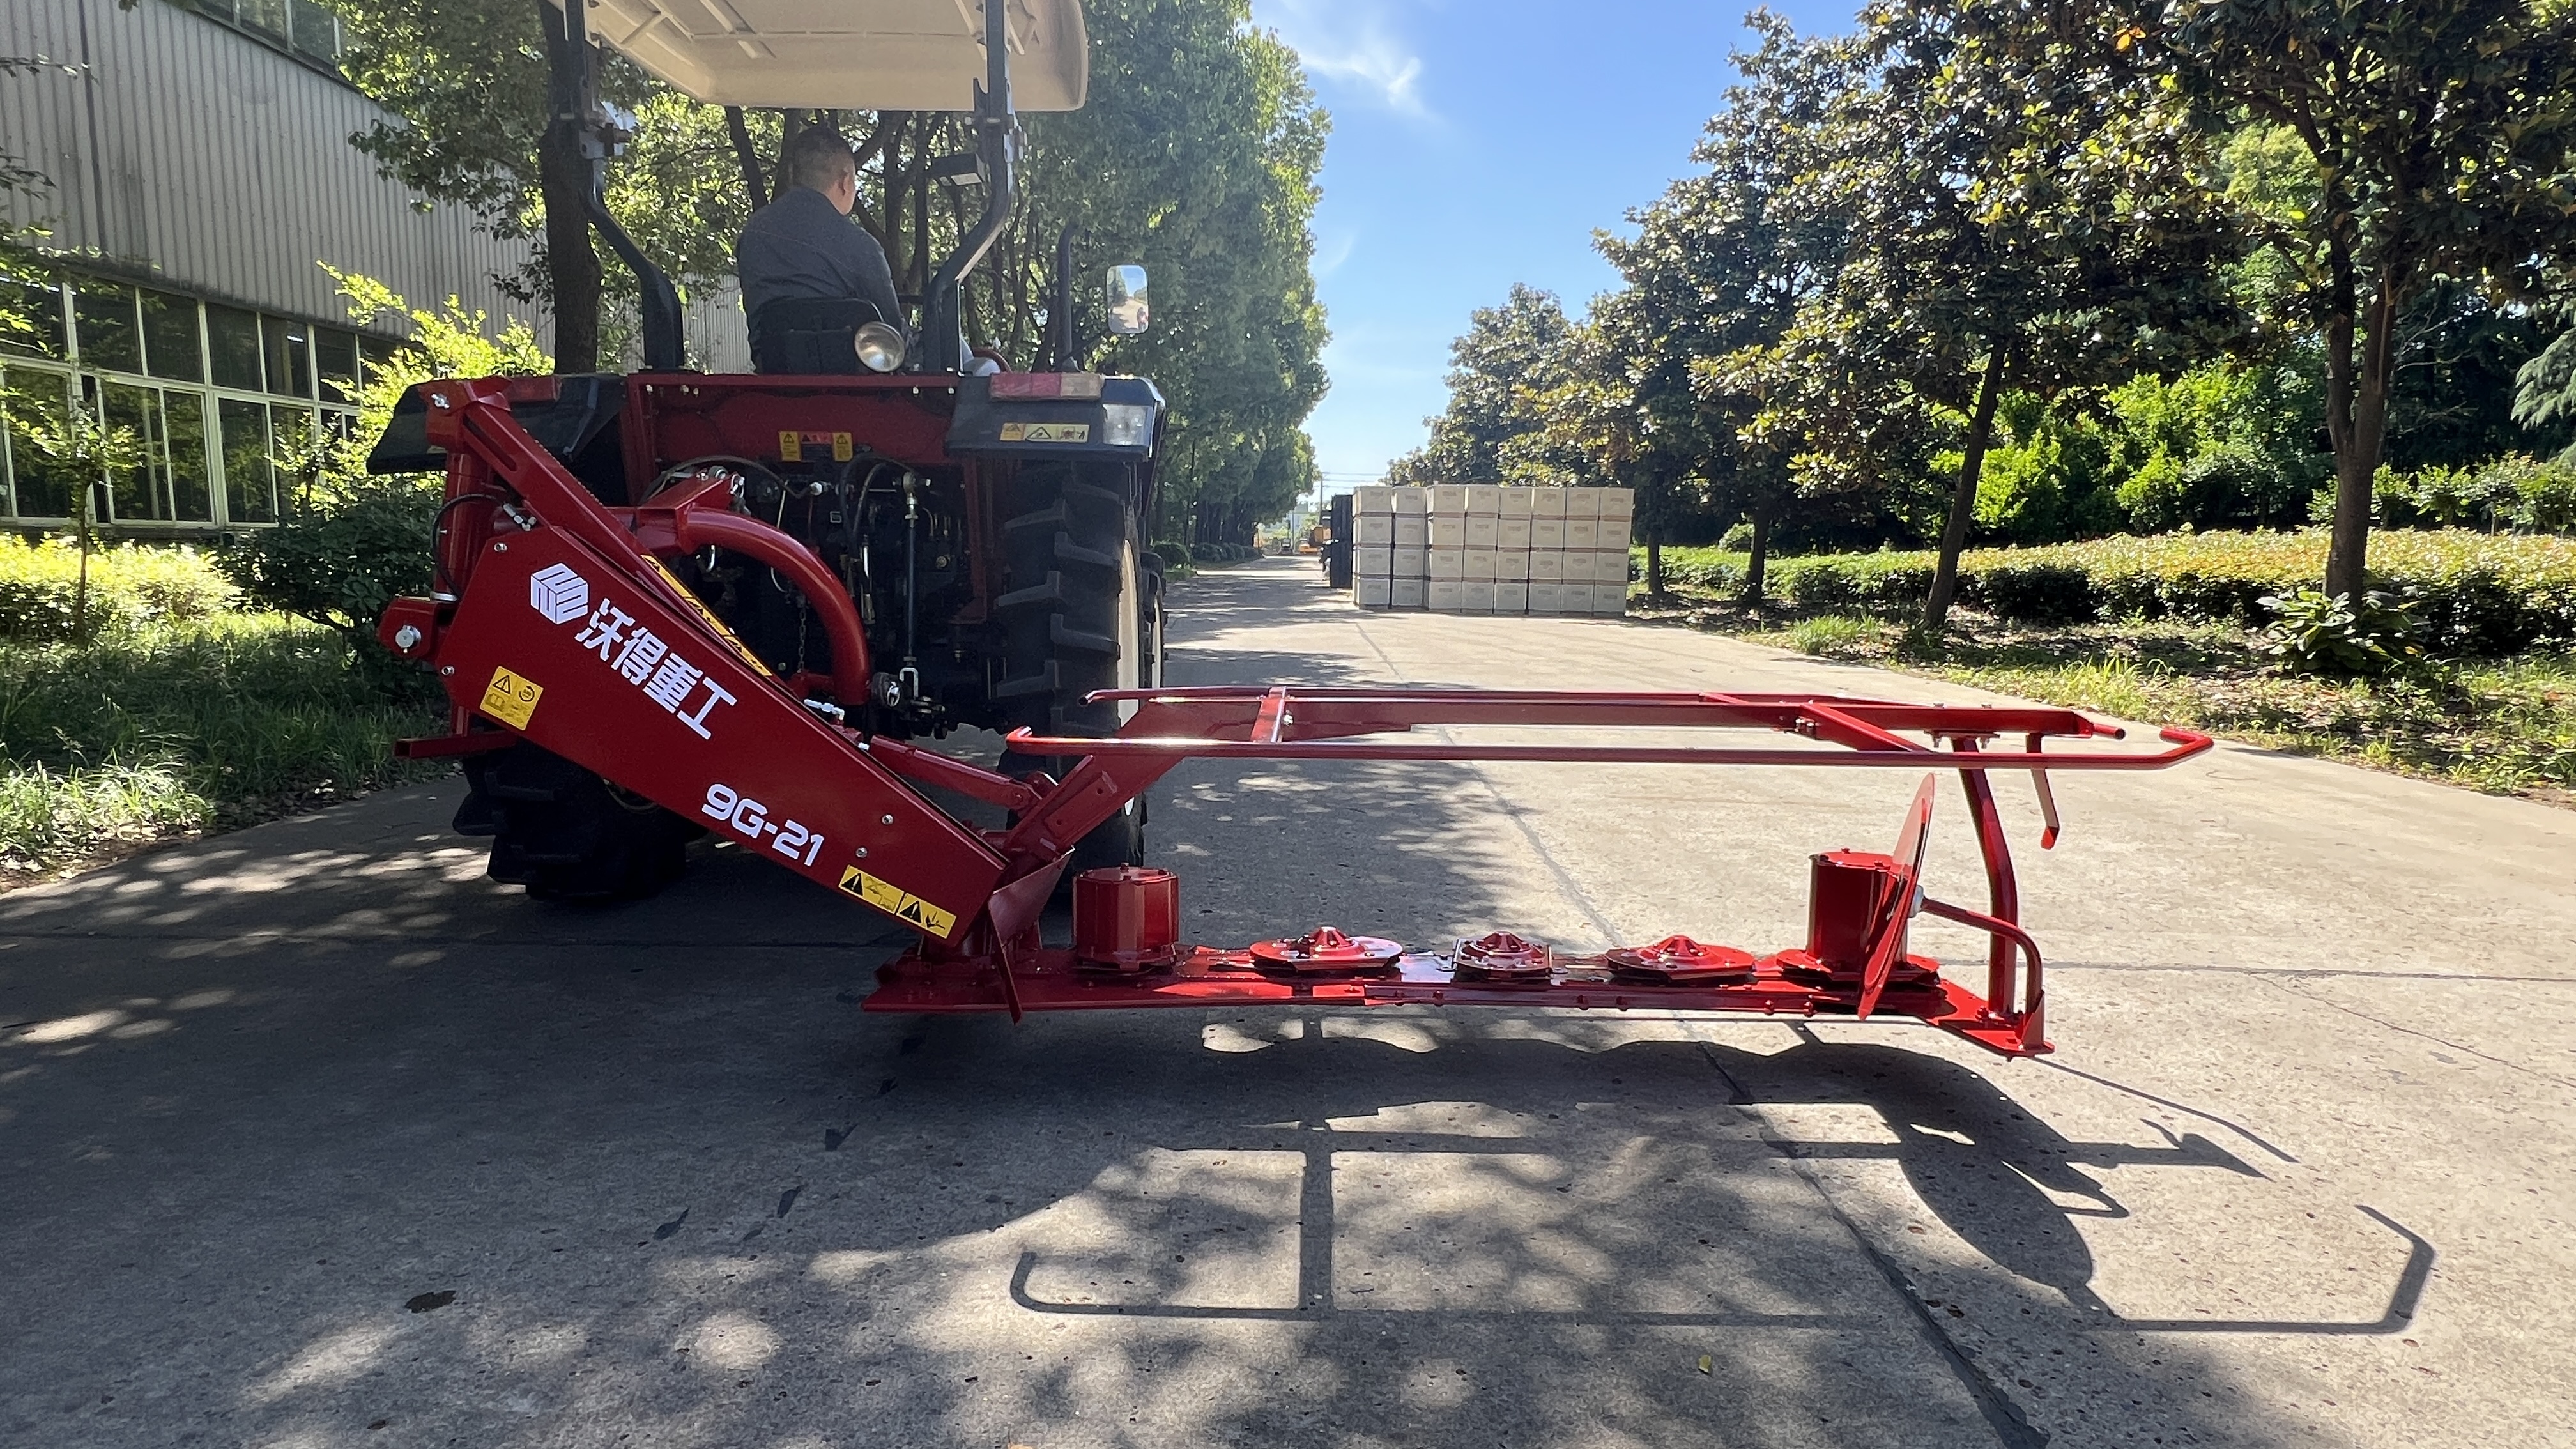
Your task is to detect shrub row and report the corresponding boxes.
[0,536,240,641]
[2372,454,2576,535]
[1186,541,1262,564]
[1650,529,2576,654]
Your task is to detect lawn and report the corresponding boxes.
[0,610,444,880]
[1629,545,2576,804]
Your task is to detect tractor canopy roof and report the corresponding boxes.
[555,0,1087,112]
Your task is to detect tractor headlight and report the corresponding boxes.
[1101,403,1153,448]
[854,321,906,373]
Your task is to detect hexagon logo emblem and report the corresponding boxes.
[528,563,590,625]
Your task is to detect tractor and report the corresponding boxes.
[372,0,1165,898]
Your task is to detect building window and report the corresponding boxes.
[172,0,342,68]
[206,304,263,392]
[314,327,358,404]
[2,274,372,529]
[72,282,143,374]
[141,289,204,383]
[1,369,80,521]
[217,397,275,523]
[261,314,314,401]
[2,276,68,360]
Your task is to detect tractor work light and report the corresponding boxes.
[855,322,907,373]
[1101,403,1154,447]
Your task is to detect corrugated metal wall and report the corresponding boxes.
[0,0,535,330]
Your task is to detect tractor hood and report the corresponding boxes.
[553,0,1087,112]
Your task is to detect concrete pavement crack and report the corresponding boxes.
[2254,974,2576,1092]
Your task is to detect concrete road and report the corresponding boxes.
[4,556,2570,1448]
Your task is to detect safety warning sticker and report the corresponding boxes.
[837,866,959,937]
[480,666,543,729]
[999,421,1089,443]
[777,431,854,463]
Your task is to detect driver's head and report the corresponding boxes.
[786,126,861,215]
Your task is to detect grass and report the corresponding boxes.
[1629,532,2576,801]
[1721,607,2576,801]
[1,611,444,878]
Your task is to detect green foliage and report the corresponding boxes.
[1654,529,2576,654]
[2148,0,2576,596]
[219,272,550,653]
[0,612,441,872]
[2259,588,2425,677]
[1385,286,1577,486]
[2374,454,2576,534]
[0,537,238,641]
[1777,615,1899,658]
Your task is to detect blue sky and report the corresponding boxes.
[1246,0,1862,490]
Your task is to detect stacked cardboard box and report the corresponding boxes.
[1346,485,1426,608]
[1352,484,1628,615]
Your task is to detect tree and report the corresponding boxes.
[221,269,551,657]
[1771,0,2246,630]
[1625,15,1860,601]
[2142,0,2576,599]
[9,388,146,641]
[1385,285,1576,486]
[330,0,1329,544]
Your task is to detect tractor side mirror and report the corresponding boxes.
[1106,264,1150,335]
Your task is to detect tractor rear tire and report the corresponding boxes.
[993,466,1157,875]
[454,743,700,901]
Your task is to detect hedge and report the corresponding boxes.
[1646,529,2576,654]
[0,535,240,641]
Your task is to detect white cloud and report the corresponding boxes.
[1314,227,1359,276]
[1259,0,1434,119]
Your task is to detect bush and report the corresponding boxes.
[1777,554,1934,615]
[0,536,239,641]
[2260,589,2425,677]
[2372,455,2576,534]
[1972,562,2095,624]
[1654,530,2576,654]
[1153,540,1192,569]
[218,473,440,650]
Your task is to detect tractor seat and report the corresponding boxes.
[749,296,893,375]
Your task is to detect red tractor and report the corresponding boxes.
[374,1,2209,1057]
[371,0,1164,897]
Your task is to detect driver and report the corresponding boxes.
[736,127,905,365]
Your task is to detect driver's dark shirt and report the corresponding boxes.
[735,186,905,349]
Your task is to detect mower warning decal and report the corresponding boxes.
[479,666,544,729]
[999,421,1090,443]
[838,866,959,937]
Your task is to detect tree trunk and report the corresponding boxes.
[2324,272,2398,601]
[777,109,807,204]
[1646,528,1664,597]
[723,107,767,215]
[1923,343,2011,633]
[1742,503,1773,604]
[536,3,600,373]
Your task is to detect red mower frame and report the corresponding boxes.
[382,377,2212,1061]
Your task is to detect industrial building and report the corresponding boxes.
[1,0,532,533]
